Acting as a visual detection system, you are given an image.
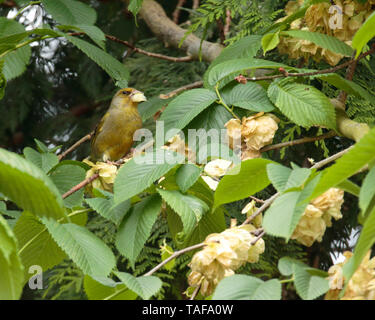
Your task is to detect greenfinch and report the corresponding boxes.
[90,88,146,162]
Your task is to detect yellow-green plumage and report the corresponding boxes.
[90,88,146,162]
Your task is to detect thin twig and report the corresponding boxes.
[223,9,231,38]
[242,193,279,225]
[58,132,94,160]
[249,196,265,204]
[159,81,203,99]
[242,145,353,225]
[190,285,200,300]
[68,32,193,62]
[104,35,193,62]
[260,131,336,153]
[143,243,206,276]
[243,44,375,82]
[172,0,186,24]
[338,52,358,104]
[311,146,353,170]
[251,231,265,245]
[62,173,99,199]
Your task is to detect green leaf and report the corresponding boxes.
[85,193,130,226]
[267,163,311,193]
[0,61,5,100]
[282,30,354,57]
[41,0,97,26]
[337,179,360,197]
[59,25,106,49]
[43,220,116,277]
[34,138,50,153]
[343,205,375,286]
[267,163,292,193]
[262,32,280,54]
[14,212,66,281]
[312,73,375,105]
[210,35,262,65]
[294,263,329,300]
[263,175,320,239]
[208,58,291,87]
[159,89,217,142]
[49,164,86,208]
[114,272,162,300]
[311,127,375,199]
[221,82,275,112]
[176,164,202,193]
[114,149,185,203]
[0,148,66,220]
[23,147,59,174]
[359,167,375,216]
[0,215,24,300]
[187,103,232,132]
[167,205,226,248]
[196,142,240,164]
[352,11,375,58]
[212,275,281,300]
[157,189,208,236]
[214,159,273,208]
[203,35,262,87]
[278,257,329,300]
[116,195,161,268]
[138,96,172,121]
[0,18,31,80]
[128,0,144,17]
[84,275,137,300]
[268,81,336,129]
[64,34,129,87]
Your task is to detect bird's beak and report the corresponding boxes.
[130,90,147,103]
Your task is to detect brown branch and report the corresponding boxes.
[223,9,231,38]
[311,146,353,170]
[172,0,186,24]
[58,132,94,161]
[244,44,375,82]
[251,230,265,245]
[1,0,17,7]
[104,34,193,62]
[159,80,203,99]
[68,32,193,62]
[62,173,99,199]
[260,130,337,153]
[143,242,206,276]
[190,285,200,300]
[192,0,200,9]
[242,145,353,225]
[249,196,265,204]
[242,193,279,225]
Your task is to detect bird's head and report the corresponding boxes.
[111,88,147,108]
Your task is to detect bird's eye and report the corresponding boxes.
[122,90,130,95]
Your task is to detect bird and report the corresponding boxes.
[90,88,147,162]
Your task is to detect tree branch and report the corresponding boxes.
[143,242,206,276]
[242,145,353,225]
[159,80,203,99]
[139,0,223,62]
[260,131,336,153]
[62,173,99,199]
[58,131,94,161]
[172,0,186,24]
[69,32,193,62]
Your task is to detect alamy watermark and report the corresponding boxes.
[131,120,242,175]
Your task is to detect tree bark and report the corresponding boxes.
[139,0,223,62]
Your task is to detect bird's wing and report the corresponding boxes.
[90,112,110,157]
